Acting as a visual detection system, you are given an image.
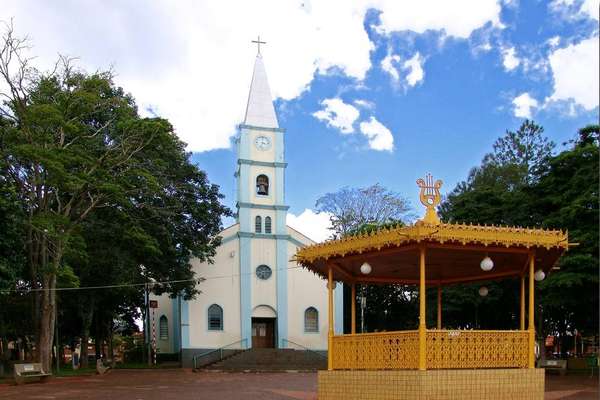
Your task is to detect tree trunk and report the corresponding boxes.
[37,272,56,373]
[79,298,94,369]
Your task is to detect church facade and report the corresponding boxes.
[152,53,343,365]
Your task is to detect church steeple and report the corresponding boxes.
[243,55,279,129]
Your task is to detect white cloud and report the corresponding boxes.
[359,117,394,151]
[374,0,503,38]
[502,47,521,71]
[581,0,600,20]
[313,98,360,134]
[381,53,401,81]
[3,0,502,152]
[354,99,375,109]
[512,92,539,118]
[287,209,333,243]
[404,52,425,86]
[550,0,599,20]
[547,36,599,110]
[382,51,425,87]
[548,36,561,48]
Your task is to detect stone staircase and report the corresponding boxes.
[201,348,327,371]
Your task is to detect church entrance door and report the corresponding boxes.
[251,318,275,348]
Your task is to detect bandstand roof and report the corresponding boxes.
[295,175,571,286]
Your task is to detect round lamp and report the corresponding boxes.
[360,262,372,275]
[326,281,337,290]
[534,269,546,281]
[480,256,494,272]
[478,286,489,297]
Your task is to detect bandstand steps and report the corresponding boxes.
[202,348,327,371]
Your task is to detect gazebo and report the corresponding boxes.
[295,175,572,400]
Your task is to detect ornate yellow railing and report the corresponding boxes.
[331,330,419,370]
[426,330,529,369]
[331,330,529,370]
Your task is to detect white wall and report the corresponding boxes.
[187,224,242,349]
[286,228,329,350]
[150,293,175,353]
[250,238,277,311]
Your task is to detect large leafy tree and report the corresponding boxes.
[0,25,228,370]
[439,122,598,345]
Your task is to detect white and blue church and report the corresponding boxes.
[152,52,343,366]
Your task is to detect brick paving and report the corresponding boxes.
[0,369,597,399]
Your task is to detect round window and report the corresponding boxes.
[256,265,272,280]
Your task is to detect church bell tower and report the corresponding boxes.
[235,46,289,348]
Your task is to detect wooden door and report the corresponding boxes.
[252,318,275,348]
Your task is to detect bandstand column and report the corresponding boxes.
[328,265,334,371]
[437,285,442,330]
[351,283,356,334]
[528,253,535,368]
[419,246,427,370]
[520,274,525,330]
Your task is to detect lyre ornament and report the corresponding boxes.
[416,173,443,224]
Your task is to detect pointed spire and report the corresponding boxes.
[244,55,279,128]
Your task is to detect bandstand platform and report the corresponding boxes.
[295,175,573,400]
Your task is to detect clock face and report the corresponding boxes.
[254,135,271,151]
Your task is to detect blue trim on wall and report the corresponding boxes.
[237,202,289,211]
[239,164,250,204]
[239,123,285,133]
[275,167,284,205]
[275,209,286,235]
[334,284,344,335]
[274,131,284,163]
[276,238,288,348]
[239,236,252,348]
[238,159,288,168]
[172,296,180,352]
[181,298,190,349]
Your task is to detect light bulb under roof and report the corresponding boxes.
[360,262,372,275]
[480,256,494,272]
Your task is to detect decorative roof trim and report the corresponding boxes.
[295,222,569,264]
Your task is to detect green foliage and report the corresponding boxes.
[440,121,598,337]
[0,26,230,366]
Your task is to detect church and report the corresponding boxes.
[152,50,343,366]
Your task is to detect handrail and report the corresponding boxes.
[192,338,248,369]
[282,339,327,359]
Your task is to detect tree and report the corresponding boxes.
[0,24,229,370]
[316,185,412,333]
[439,122,598,345]
[315,183,411,238]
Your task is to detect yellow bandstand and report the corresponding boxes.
[295,175,573,400]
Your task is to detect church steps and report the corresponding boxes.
[199,348,326,372]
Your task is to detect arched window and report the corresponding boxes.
[255,216,262,233]
[304,307,318,333]
[265,216,272,234]
[208,304,223,331]
[256,175,269,195]
[159,315,168,340]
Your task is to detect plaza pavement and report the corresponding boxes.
[0,369,597,399]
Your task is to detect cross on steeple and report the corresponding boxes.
[252,36,266,56]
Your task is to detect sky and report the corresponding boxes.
[4,0,599,242]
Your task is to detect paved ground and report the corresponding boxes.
[0,369,597,399]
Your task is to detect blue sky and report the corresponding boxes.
[190,1,599,236]
[5,0,599,240]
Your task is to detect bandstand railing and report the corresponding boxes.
[331,330,529,370]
